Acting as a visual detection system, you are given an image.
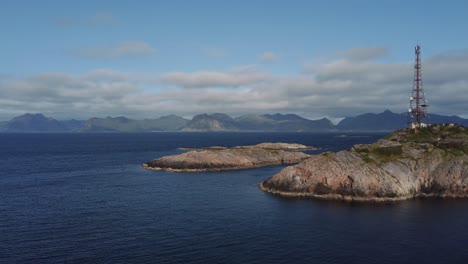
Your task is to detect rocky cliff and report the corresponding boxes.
[260,124,468,201]
[143,143,313,172]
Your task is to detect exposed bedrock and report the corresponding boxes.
[260,125,468,202]
[143,143,314,172]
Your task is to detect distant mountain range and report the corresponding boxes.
[1,113,85,132]
[81,115,188,132]
[182,113,334,132]
[336,110,468,131]
[0,111,467,133]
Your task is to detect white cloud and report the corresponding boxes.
[0,70,142,119]
[75,41,158,59]
[259,52,279,63]
[1,48,468,120]
[337,46,389,61]
[159,66,270,88]
[85,69,131,81]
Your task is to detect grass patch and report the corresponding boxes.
[359,152,374,163]
[373,145,403,156]
[450,150,465,157]
[368,145,403,163]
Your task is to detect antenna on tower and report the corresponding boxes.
[408,44,429,129]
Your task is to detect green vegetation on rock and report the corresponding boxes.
[261,124,468,202]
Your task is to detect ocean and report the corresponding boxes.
[0,132,467,263]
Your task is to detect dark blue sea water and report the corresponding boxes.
[1,132,467,264]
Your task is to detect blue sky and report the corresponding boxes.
[1,0,467,120]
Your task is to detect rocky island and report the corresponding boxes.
[260,124,468,202]
[143,143,314,172]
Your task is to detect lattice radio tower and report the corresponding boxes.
[408,44,429,129]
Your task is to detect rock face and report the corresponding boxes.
[143,143,313,172]
[260,124,468,202]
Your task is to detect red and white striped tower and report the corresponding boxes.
[408,44,429,129]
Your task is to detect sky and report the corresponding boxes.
[1,0,468,121]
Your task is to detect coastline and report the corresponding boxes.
[142,161,301,173]
[258,181,468,202]
[143,142,313,172]
[258,125,468,203]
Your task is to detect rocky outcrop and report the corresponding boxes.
[143,143,313,172]
[260,124,468,202]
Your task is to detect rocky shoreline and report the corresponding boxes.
[259,182,468,202]
[260,124,468,202]
[143,125,467,202]
[143,143,314,172]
